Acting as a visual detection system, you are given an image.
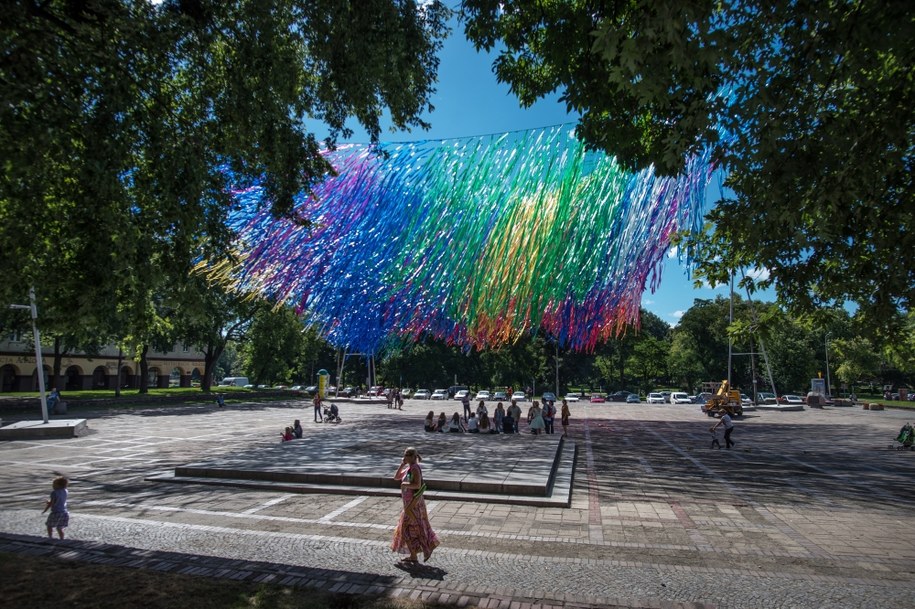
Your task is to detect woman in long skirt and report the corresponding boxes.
[391,447,439,565]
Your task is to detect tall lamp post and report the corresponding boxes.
[9,287,49,424]
[824,333,832,398]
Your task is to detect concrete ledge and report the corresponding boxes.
[0,418,88,440]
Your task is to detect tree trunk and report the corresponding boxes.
[138,345,149,394]
[52,335,63,392]
[202,340,226,393]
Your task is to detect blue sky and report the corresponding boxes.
[307,19,768,326]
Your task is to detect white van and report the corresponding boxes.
[219,376,249,387]
[670,392,691,404]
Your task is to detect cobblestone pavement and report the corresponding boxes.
[1,399,915,608]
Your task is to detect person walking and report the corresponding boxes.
[42,476,70,539]
[391,447,439,566]
[712,413,736,449]
[560,399,571,436]
[313,393,322,423]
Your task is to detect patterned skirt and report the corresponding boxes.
[391,492,439,561]
[46,511,69,529]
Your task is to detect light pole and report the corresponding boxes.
[9,287,49,423]
[824,333,832,398]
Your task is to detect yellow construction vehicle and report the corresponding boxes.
[702,380,743,417]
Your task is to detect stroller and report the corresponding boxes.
[894,423,914,450]
[323,403,342,424]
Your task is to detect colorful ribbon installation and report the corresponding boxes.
[213,125,716,353]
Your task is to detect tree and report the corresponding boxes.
[667,332,706,394]
[241,306,308,386]
[460,1,914,333]
[626,336,668,393]
[833,337,882,395]
[1,1,450,377]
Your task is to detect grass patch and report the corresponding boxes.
[0,552,466,609]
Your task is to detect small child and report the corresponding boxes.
[709,425,722,449]
[42,476,69,539]
[281,427,294,442]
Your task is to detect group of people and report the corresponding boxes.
[387,388,406,410]
[425,399,571,436]
[281,419,304,442]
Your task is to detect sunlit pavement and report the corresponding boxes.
[1,398,914,609]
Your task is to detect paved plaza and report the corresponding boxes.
[1,398,915,608]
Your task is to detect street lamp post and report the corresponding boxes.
[9,287,49,424]
[824,333,832,398]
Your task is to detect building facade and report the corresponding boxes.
[0,331,205,392]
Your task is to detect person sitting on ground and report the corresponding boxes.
[292,419,303,439]
[436,412,447,433]
[424,411,437,432]
[281,427,294,442]
[448,412,465,433]
[476,400,488,420]
[466,412,480,433]
[502,410,515,434]
[479,411,496,434]
[494,402,505,434]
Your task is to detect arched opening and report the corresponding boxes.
[64,365,83,391]
[169,367,183,387]
[31,365,51,391]
[191,368,202,387]
[92,366,109,389]
[0,364,19,393]
[148,366,160,388]
[120,365,134,389]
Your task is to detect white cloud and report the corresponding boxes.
[643,298,655,305]
[745,267,771,281]
[672,310,685,319]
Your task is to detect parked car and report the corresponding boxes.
[608,391,632,402]
[647,393,665,404]
[564,393,582,402]
[431,389,448,400]
[303,385,318,395]
[492,391,509,402]
[778,394,805,405]
[626,394,641,403]
[290,385,304,391]
[448,385,469,398]
[757,392,777,404]
[670,392,691,404]
[413,389,432,400]
[454,389,470,401]
[475,390,491,401]
[511,391,527,402]
[337,386,355,397]
[661,391,671,402]
[694,392,713,404]
[589,393,606,403]
[740,394,752,406]
[541,391,557,403]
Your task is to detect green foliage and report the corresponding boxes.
[0,0,449,380]
[460,0,914,331]
[240,306,309,385]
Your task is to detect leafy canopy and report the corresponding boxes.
[460,0,914,335]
